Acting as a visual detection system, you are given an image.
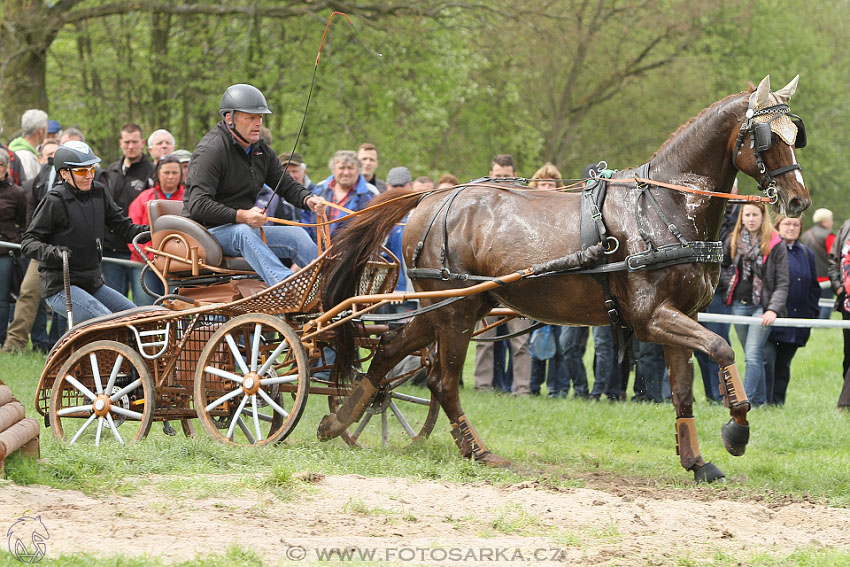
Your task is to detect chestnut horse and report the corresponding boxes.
[318,76,810,482]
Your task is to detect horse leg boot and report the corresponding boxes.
[718,363,751,456]
[449,413,509,467]
[318,317,435,441]
[676,416,724,483]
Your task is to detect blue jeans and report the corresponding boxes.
[694,292,728,402]
[634,340,665,402]
[731,301,770,406]
[531,326,569,397]
[208,224,317,286]
[560,326,589,397]
[46,284,137,325]
[590,326,618,399]
[818,287,834,319]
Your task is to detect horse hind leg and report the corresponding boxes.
[317,315,435,441]
[427,307,511,468]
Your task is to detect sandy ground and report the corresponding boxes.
[3,473,850,566]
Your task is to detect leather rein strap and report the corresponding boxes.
[607,177,771,203]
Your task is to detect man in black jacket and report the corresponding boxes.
[98,123,154,302]
[182,84,323,286]
[22,141,146,324]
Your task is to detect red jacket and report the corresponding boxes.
[127,184,185,262]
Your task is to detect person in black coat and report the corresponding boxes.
[21,142,147,325]
[763,215,820,405]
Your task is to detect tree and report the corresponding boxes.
[0,0,452,131]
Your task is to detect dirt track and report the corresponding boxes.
[3,474,849,566]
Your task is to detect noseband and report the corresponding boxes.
[732,102,806,202]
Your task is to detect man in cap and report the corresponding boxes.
[171,149,192,179]
[256,151,314,224]
[183,83,323,286]
[45,120,62,144]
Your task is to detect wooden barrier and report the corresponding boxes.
[0,380,40,475]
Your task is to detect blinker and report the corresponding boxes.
[791,117,807,148]
[753,122,773,152]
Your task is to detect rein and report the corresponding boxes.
[607,177,772,203]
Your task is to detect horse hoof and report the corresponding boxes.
[721,419,749,456]
[693,461,725,483]
[317,414,343,441]
[476,452,512,468]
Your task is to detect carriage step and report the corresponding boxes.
[128,323,171,360]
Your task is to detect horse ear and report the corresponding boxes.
[754,75,772,108]
[774,74,799,103]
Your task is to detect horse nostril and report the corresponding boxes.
[789,198,804,214]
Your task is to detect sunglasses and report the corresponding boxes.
[70,166,95,177]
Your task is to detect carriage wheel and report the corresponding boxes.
[329,364,440,449]
[194,313,309,446]
[49,341,155,446]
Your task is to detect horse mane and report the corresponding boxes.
[651,86,755,160]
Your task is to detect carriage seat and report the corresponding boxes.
[148,200,254,276]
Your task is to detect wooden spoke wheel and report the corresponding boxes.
[329,363,440,449]
[194,314,309,446]
[49,341,155,446]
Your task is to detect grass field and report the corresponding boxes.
[2,322,849,566]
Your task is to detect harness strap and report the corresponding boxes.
[411,187,464,269]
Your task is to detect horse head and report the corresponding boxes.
[732,74,811,217]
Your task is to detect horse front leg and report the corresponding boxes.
[663,345,725,483]
[641,305,749,481]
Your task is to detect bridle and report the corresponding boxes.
[732,101,807,203]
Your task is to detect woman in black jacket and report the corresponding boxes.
[0,150,27,344]
[21,142,147,325]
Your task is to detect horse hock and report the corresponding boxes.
[317,378,378,441]
[450,414,510,467]
[718,363,750,457]
[676,417,724,483]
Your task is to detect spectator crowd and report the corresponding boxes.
[0,89,848,411]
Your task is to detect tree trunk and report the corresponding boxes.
[0,0,59,132]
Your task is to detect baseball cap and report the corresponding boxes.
[278,151,304,167]
[386,166,412,187]
[170,149,192,163]
[47,120,61,134]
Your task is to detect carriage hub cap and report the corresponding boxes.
[93,395,111,417]
[242,373,261,395]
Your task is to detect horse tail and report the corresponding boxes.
[321,188,422,383]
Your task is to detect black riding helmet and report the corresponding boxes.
[219,84,272,119]
[54,141,101,172]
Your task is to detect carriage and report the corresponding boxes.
[32,198,451,449]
